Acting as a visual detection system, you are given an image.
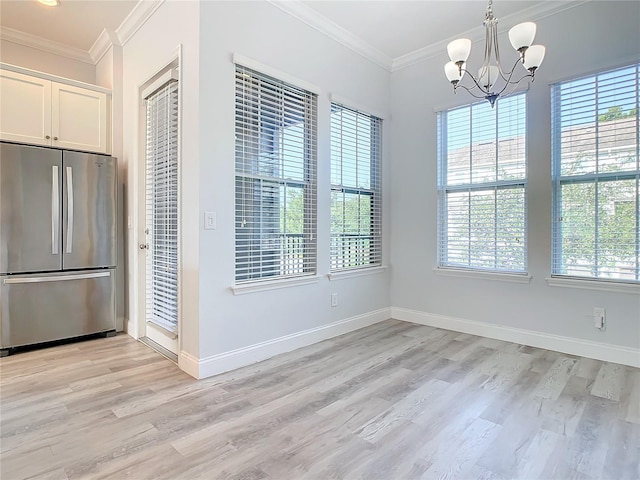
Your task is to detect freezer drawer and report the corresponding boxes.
[0,269,115,349]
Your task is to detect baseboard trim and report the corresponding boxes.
[391,307,640,368]
[178,350,200,379]
[179,307,391,379]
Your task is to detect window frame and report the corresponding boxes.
[329,103,383,272]
[436,93,529,275]
[234,63,318,285]
[550,63,640,284]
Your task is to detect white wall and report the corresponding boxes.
[120,0,390,374]
[97,45,127,332]
[390,1,640,353]
[0,40,95,83]
[196,1,391,360]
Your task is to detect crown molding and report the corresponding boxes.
[1,0,589,72]
[266,0,392,71]
[391,0,589,72]
[89,28,120,64]
[0,26,93,64]
[1,0,164,66]
[116,0,165,47]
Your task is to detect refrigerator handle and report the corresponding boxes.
[66,166,74,253]
[3,271,111,284]
[52,165,59,255]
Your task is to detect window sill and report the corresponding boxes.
[546,276,640,295]
[231,275,321,295]
[328,265,388,281]
[433,267,532,284]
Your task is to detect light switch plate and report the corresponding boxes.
[204,211,217,230]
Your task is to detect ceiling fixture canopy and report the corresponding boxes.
[37,0,60,6]
[444,0,545,107]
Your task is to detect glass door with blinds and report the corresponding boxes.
[140,73,179,355]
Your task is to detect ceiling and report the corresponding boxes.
[0,0,577,68]
[303,0,541,60]
[0,0,137,52]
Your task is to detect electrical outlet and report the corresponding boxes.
[331,293,338,307]
[593,307,605,330]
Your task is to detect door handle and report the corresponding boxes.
[52,165,59,254]
[66,166,73,253]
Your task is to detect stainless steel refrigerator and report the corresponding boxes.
[0,142,116,355]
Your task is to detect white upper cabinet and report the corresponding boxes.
[52,82,108,153]
[0,67,110,154]
[0,70,52,147]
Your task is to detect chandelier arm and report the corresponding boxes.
[455,83,488,100]
[460,68,490,95]
[498,77,532,99]
[481,22,492,77]
[493,77,518,98]
[502,58,529,85]
[502,72,534,90]
[493,69,534,98]
[492,21,507,81]
[485,27,492,68]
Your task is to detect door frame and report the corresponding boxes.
[131,46,183,360]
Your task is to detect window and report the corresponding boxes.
[144,75,179,332]
[437,93,527,273]
[551,63,639,282]
[330,104,382,271]
[234,64,317,283]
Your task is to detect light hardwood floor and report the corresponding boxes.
[1,320,639,480]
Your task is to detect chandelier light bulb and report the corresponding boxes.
[447,38,472,64]
[478,65,499,89]
[509,22,536,51]
[37,0,60,6]
[445,61,466,83]
[523,45,546,71]
[445,62,460,83]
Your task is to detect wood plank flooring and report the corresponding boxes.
[1,320,639,480]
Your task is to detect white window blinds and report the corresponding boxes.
[235,64,318,283]
[437,93,527,273]
[330,103,382,271]
[145,79,179,332]
[551,63,639,282]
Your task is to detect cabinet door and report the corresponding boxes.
[52,82,109,154]
[0,70,52,146]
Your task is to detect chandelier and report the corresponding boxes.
[444,0,546,107]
